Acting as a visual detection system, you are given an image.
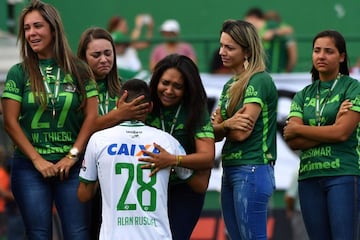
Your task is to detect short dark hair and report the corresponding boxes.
[245,7,264,19]
[120,79,151,103]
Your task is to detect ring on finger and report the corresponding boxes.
[151,163,156,168]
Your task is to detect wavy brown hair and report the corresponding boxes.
[77,27,121,98]
[18,0,93,108]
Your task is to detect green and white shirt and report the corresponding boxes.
[2,59,98,161]
[146,104,214,183]
[219,72,278,166]
[288,75,360,180]
[79,121,189,240]
[96,79,120,116]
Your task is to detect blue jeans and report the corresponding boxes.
[221,164,275,240]
[11,155,90,240]
[299,176,360,240]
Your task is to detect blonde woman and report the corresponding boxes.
[212,20,277,239]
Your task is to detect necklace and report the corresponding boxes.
[160,104,182,135]
[98,91,109,115]
[315,73,341,126]
[39,66,61,118]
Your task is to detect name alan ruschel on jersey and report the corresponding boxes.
[117,216,158,227]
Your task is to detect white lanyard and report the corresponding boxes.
[315,74,340,126]
[98,91,109,115]
[160,104,182,135]
[40,66,60,118]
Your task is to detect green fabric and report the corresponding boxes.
[288,75,360,180]
[261,20,295,73]
[2,61,98,161]
[96,79,120,115]
[219,72,278,166]
[146,104,214,183]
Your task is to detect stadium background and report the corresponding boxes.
[1,1,360,239]
[1,0,360,73]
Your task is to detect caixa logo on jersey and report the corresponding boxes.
[107,143,160,156]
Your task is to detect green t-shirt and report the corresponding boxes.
[146,104,214,183]
[288,75,360,180]
[219,72,278,166]
[267,33,294,73]
[96,79,120,116]
[2,60,98,161]
[261,21,295,73]
[146,104,214,154]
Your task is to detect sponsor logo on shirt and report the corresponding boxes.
[107,143,160,156]
[4,80,20,94]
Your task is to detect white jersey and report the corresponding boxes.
[79,121,191,240]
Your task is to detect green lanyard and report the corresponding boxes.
[40,66,61,118]
[315,74,340,126]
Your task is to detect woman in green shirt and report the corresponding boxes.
[140,54,215,239]
[212,20,277,240]
[2,1,98,239]
[284,30,360,240]
[77,27,149,239]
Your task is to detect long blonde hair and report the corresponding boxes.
[18,0,93,108]
[220,20,266,115]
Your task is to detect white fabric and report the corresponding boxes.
[116,47,142,71]
[80,121,188,240]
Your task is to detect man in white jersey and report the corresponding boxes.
[77,79,192,240]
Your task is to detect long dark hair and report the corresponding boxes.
[149,54,208,136]
[310,30,349,81]
[77,27,121,98]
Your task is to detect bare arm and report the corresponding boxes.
[263,25,294,41]
[139,137,215,175]
[285,100,356,150]
[130,14,153,50]
[285,110,359,143]
[284,117,320,150]
[286,41,297,72]
[212,106,255,142]
[211,107,226,142]
[225,103,260,142]
[55,96,98,180]
[94,91,149,132]
[336,99,353,119]
[77,181,98,202]
[2,98,58,178]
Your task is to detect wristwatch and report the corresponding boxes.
[67,147,79,161]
